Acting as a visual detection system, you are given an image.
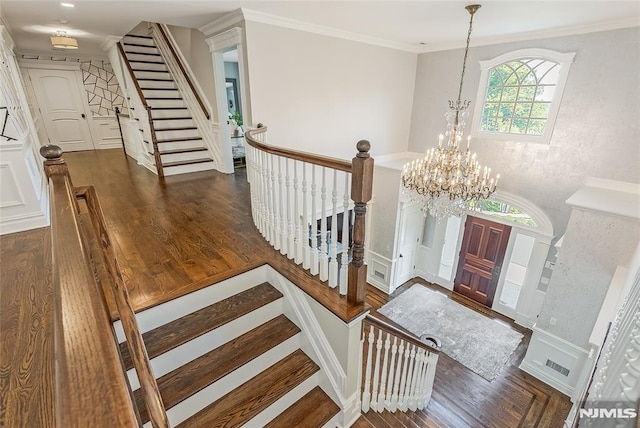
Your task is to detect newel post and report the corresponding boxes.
[40,144,69,180]
[348,140,374,305]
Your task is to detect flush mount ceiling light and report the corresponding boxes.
[60,2,75,7]
[51,31,78,50]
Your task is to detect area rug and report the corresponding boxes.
[378,285,523,381]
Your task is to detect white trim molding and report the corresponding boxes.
[471,48,576,146]
[520,326,590,397]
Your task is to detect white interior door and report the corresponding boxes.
[28,68,94,152]
[394,204,423,288]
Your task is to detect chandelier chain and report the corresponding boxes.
[456,7,477,107]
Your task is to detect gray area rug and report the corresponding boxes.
[378,285,523,381]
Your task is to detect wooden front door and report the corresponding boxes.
[454,215,511,307]
[28,68,94,152]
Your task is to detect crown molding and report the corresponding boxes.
[100,35,122,52]
[199,8,245,36]
[240,8,420,53]
[0,25,16,52]
[417,17,640,53]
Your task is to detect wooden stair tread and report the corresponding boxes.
[152,116,193,121]
[137,78,174,82]
[132,69,169,73]
[123,51,161,56]
[264,386,339,428]
[159,147,207,155]
[163,158,213,168]
[155,127,197,132]
[125,34,154,39]
[157,136,202,143]
[134,315,301,424]
[123,42,157,48]
[128,59,165,64]
[176,349,319,428]
[119,282,282,369]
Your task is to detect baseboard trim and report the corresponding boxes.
[0,210,50,235]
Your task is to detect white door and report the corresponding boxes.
[394,204,423,288]
[28,68,94,152]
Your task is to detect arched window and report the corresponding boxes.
[471,49,575,144]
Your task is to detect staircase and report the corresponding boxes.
[120,33,215,176]
[114,273,341,427]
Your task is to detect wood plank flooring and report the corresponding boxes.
[0,149,571,427]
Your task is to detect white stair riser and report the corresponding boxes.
[147,99,186,109]
[137,79,176,89]
[133,70,171,80]
[245,373,321,427]
[154,129,200,140]
[161,150,209,163]
[154,140,203,151]
[150,109,190,119]
[142,89,181,99]
[122,36,155,47]
[163,160,215,175]
[125,52,163,62]
[130,61,167,72]
[123,45,158,55]
[152,118,195,128]
[159,336,304,427]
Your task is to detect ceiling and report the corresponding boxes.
[2,1,639,58]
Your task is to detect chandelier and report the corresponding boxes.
[401,4,499,219]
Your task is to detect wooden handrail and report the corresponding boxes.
[114,106,127,157]
[117,42,148,109]
[154,23,210,120]
[245,125,352,172]
[364,314,442,353]
[75,184,169,428]
[40,145,139,427]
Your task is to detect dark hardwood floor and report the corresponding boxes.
[0,149,571,427]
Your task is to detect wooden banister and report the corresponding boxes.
[75,185,169,428]
[40,145,139,427]
[154,23,210,120]
[245,125,352,172]
[364,314,441,353]
[114,106,127,157]
[244,125,374,305]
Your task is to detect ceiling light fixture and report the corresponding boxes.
[60,2,75,7]
[401,4,500,219]
[51,31,78,50]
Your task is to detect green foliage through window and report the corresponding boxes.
[469,200,537,227]
[480,59,560,136]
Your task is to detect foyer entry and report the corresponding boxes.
[453,216,511,307]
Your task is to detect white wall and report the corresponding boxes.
[244,21,417,160]
[409,27,640,241]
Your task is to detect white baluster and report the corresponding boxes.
[339,172,350,295]
[390,339,404,412]
[293,161,302,263]
[422,353,438,409]
[362,326,375,413]
[278,156,286,254]
[286,158,295,258]
[409,349,425,411]
[319,167,329,282]
[328,169,339,288]
[397,341,411,411]
[268,153,277,247]
[370,329,383,412]
[416,351,429,410]
[260,150,269,240]
[386,336,398,409]
[310,165,319,275]
[376,333,392,412]
[302,163,310,269]
[401,345,416,411]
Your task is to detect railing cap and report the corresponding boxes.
[356,140,371,157]
[40,144,63,161]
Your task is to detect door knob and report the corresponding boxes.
[399,254,403,258]
[81,113,85,119]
